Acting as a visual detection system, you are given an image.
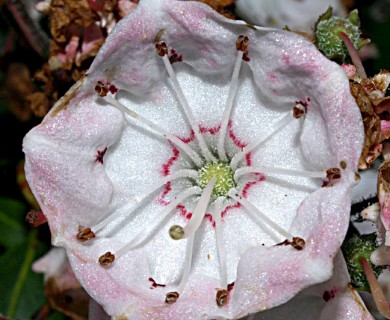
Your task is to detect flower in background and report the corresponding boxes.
[23,0,364,318]
[235,0,346,33]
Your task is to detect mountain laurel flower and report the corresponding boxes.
[23,0,364,319]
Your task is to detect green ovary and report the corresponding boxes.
[197,162,236,197]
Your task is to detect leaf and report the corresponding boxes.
[0,198,27,248]
[0,230,47,318]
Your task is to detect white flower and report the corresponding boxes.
[23,0,364,318]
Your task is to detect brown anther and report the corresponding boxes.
[326,168,341,181]
[291,237,306,250]
[155,41,168,56]
[355,172,361,181]
[236,35,250,52]
[98,252,115,267]
[216,289,228,307]
[95,81,109,97]
[76,227,95,242]
[293,106,305,118]
[340,160,347,169]
[165,291,179,304]
[25,210,47,227]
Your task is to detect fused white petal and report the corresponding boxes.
[23,0,364,319]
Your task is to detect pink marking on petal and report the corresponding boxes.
[109,84,118,95]
[95,147,107,164]
[221,202,241,218]
[245,152,252,166]
[157,182,171,206]
[322,287,338,302]
[242,174,266,198]
[148,277,165,289]
[199,123,221,135]
[177,130,195,143]
[161,146,180,176]
[204,213,215,227]
[228,120,247,149]
[267,72,279,84]
[281,53,290,66]
[177,204,188,218]
[169,49,183,64]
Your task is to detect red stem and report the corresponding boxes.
[339,31,367,79]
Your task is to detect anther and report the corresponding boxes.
[355,172,361,181]
[169,225,185,240]
[326,168,341,181]
[155,41,168,56]
[291,237,305,250]
[292,105,305,119]
[76,227,96,242]
[340,160,347,169]
[165,291,179,304]
[216,289,228,307]
[98,252,115,267]
[236,35,250,52]
[25,210,47,227]
[95,81,109,97]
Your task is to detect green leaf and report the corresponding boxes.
[0,230,47,318]
[0,198,27,248]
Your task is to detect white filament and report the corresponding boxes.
[182,176,216,238]
[234,166,327,182]
[161,54,217,163]
[114,186,201,259]
[177,234,195,294]
[230,111,293,170]
[217,50,244,162]
[105,95,203,166]
[213,196,228,288]
[228,188,292,241]
[92,169,198,233]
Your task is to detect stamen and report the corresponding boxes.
[156,41,217,163]
[216,289,228,307]
[98,251,115,267]
[114,187,201,260]
[165,291,179,304]
[95,80,109,97]
[326,168,341,181]
[25,210,47,227]
[165,234,196,303]
[234,165,327,182]
[169,177,216,240]
[291,237,306,250]
[228,188,293,241]
[292,104,305,119]
[230,111,295,170]
[90,169,198,235]
[104,95,203,166]
[76,227,96,242]
[217,35,248,161]
[177,234,195,295]
[213,197,228,289]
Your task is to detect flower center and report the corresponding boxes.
[197,161,236,197]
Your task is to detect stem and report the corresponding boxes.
[339,31,367,79]
[7,229,38,317]
[360,258,390,318]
